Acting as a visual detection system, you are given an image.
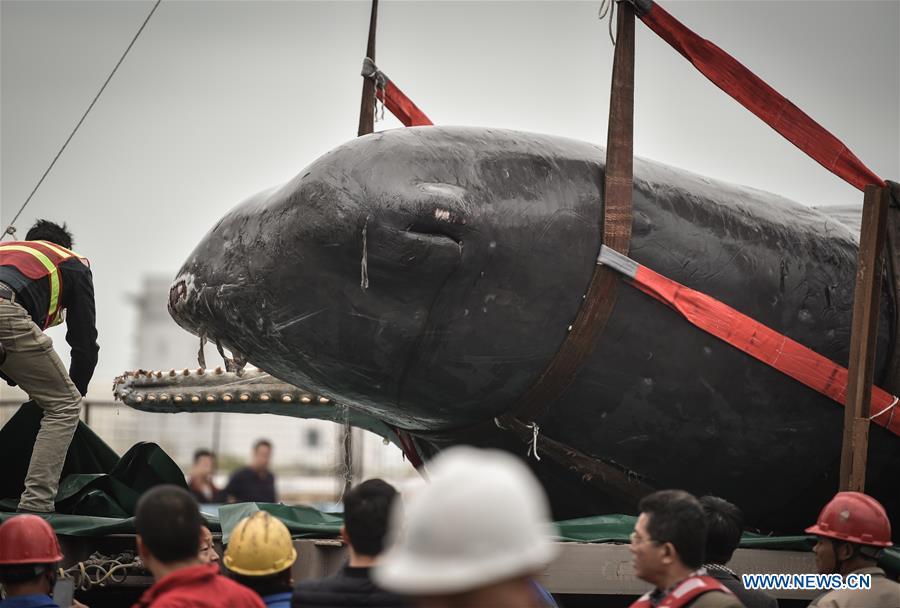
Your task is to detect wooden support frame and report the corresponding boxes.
[357,0,379,137]
[839,185,891,491]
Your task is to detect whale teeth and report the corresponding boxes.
[222,393,233,402]
[174,395,184,403]
[182,369,190,376]
[259,393,271,402]
[318,396,330,404]
[147,395,157,402]
[169,369,176,376]
[190,395,200,403]
[206,394,216,402]
[281,394,292,403]
[160,393,170,402]
[155,371,163,378]
[300,396,311,404]
[197,368,205,375]
[134,396,144,403]
[239,393,250,402]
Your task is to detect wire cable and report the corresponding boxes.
[3,0,162,240]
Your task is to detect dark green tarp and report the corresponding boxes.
[0,402,187,518]
[218,503,343,543]
[553,515,900,572]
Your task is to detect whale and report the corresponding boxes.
[168,126,899,534]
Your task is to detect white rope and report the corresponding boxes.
[870,395,899,421]
[59,553,142,591]
[526,422,542,461]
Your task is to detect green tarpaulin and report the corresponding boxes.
[0,403,188,518]
[218,503,343,543]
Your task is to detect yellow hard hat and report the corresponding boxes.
[223,511,297,577]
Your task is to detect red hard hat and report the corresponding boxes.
[805,492,893,548]
[0,515,64,565]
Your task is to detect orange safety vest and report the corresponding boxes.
[0,240,90,329]
[629,575,734,608]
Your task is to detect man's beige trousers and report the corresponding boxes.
[0,298,81,512]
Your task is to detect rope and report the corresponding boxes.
[59,552,142,591]
[598,0,617,45]
[870,396,898,429]
[336,405,354,503]
[360,216,370,289]
[526,422,542,461]
[2,0,162,241]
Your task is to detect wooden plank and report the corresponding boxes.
[55,536,818,601]
[840,185,890,491]
[535,543,817,599]
[881,191,900,395]
[357,0,379,137]
[285,539,816,600]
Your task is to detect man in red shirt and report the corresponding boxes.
[132,485,264,608]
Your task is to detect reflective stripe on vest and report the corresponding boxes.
[628,575,734,608]
[0,241,87,329]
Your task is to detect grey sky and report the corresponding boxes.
[1,0,898,397]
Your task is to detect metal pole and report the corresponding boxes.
[839,185,890,491]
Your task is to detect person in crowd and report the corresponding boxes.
[373,447,559,608]
[0,220,99,514]
[224,511,297,608]
[197,526,219,565]
[806,491,899,608]
[224,440,277,503]
[131,484,264,608]
[628,490,744,608]
[699,496,777,608]
[293,479,410,608]
[187,449,223,504]
[0,514,86,608]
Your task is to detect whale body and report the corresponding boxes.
[169,126,899,534]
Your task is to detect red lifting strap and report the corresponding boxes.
[599,246,900,437]
[361,58,433,127]
[376,81,433,127]
[631,0,885,192]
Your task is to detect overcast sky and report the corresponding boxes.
[1,0,898,398]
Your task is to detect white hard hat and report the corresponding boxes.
[373,446,558,595]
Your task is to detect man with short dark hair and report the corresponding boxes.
[293,479,409,608]
[225,439,277,503]
[188,449,222,503]
[628,490,744,608]
[0,220,99,514]
[131,485,264,608]
[700,496,777,608]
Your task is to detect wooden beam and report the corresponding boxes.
[357,0,379,137]
[839,185,890,491]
